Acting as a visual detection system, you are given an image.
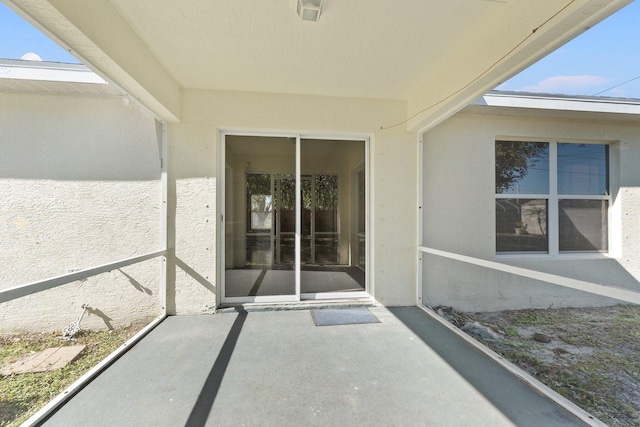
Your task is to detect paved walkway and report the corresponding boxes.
[41,306,588,426]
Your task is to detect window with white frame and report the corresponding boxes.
[495,140,610,255]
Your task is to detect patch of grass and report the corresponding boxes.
[502,325,519,338]
[501,345,543,369]
[457,305,640,427]
[0,324,144,427]
[502,309,556,326]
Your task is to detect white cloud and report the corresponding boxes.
[20,52,43,61]
[520,75,610,94]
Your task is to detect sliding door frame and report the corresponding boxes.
[219,130,370,306]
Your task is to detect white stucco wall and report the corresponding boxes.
[422,112,640,312]
[167,90,417,313]
[0,90,162,332]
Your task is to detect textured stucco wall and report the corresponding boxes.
[0,91,162,332]
[421,112,640,311]
[166,89,417,313]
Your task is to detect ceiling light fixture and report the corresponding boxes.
[297,0,323,22]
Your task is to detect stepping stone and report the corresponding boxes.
[1,345,86,376]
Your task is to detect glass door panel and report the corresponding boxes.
[301,177,313,265]
[356,168,366,270]
[275,175,312,265]
[314,175,339,264]
[224,136,296,299]
[300,139,366,295]
[275,175,296,265]
[224,135,367,302]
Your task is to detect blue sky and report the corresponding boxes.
[0,2,78,63]
[1,1,639,98]
[496,1,640,98]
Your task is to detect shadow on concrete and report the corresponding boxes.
[39,307,590,426]
[184,308,248,427]
[388,306,586,427]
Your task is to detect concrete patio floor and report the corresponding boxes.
[40,306,589,426]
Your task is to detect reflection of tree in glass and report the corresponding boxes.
[276,175,338,210]
[315,175,338,210]
[247,174,338,210]
[495,141,547,193]
[277,176,296,209]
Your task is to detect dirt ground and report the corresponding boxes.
[436,304,640,427]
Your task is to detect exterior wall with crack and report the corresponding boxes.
[0,90,162,332]
[421,112,640,311]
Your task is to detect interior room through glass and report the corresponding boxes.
[223,135,366,300]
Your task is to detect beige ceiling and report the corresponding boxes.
[7,0,633,129]
[108,0,500,100]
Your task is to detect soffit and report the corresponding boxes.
[107,0,501,100]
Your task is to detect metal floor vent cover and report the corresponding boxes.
[310,307,380,326]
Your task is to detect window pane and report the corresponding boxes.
[226,136,295,298]
[301,139,366,292]
[315,235,338,264]
[496,199,548,252]
[275,176,296,233]
[356,168,366,270]
[558,143,608,195]
[247,174,272,232]
[357,169,365,234]
[496,141,549,194]
[357,235,366,268]
[246,235,272,266]
[250,195,272,229]
[315,175,338,233]
[559,199,608,252]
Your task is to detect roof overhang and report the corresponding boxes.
[3,0,633,129]
[464,91,640,123]
[0,58,121,95]
[0,58,105,83]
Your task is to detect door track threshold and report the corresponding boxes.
[217,299,375,313]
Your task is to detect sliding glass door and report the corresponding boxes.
[300,139,366,297]
[223,134,367,303]
[224,136,297,300]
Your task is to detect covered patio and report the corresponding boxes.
[3,1,639,425]
[40,306,590,426]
